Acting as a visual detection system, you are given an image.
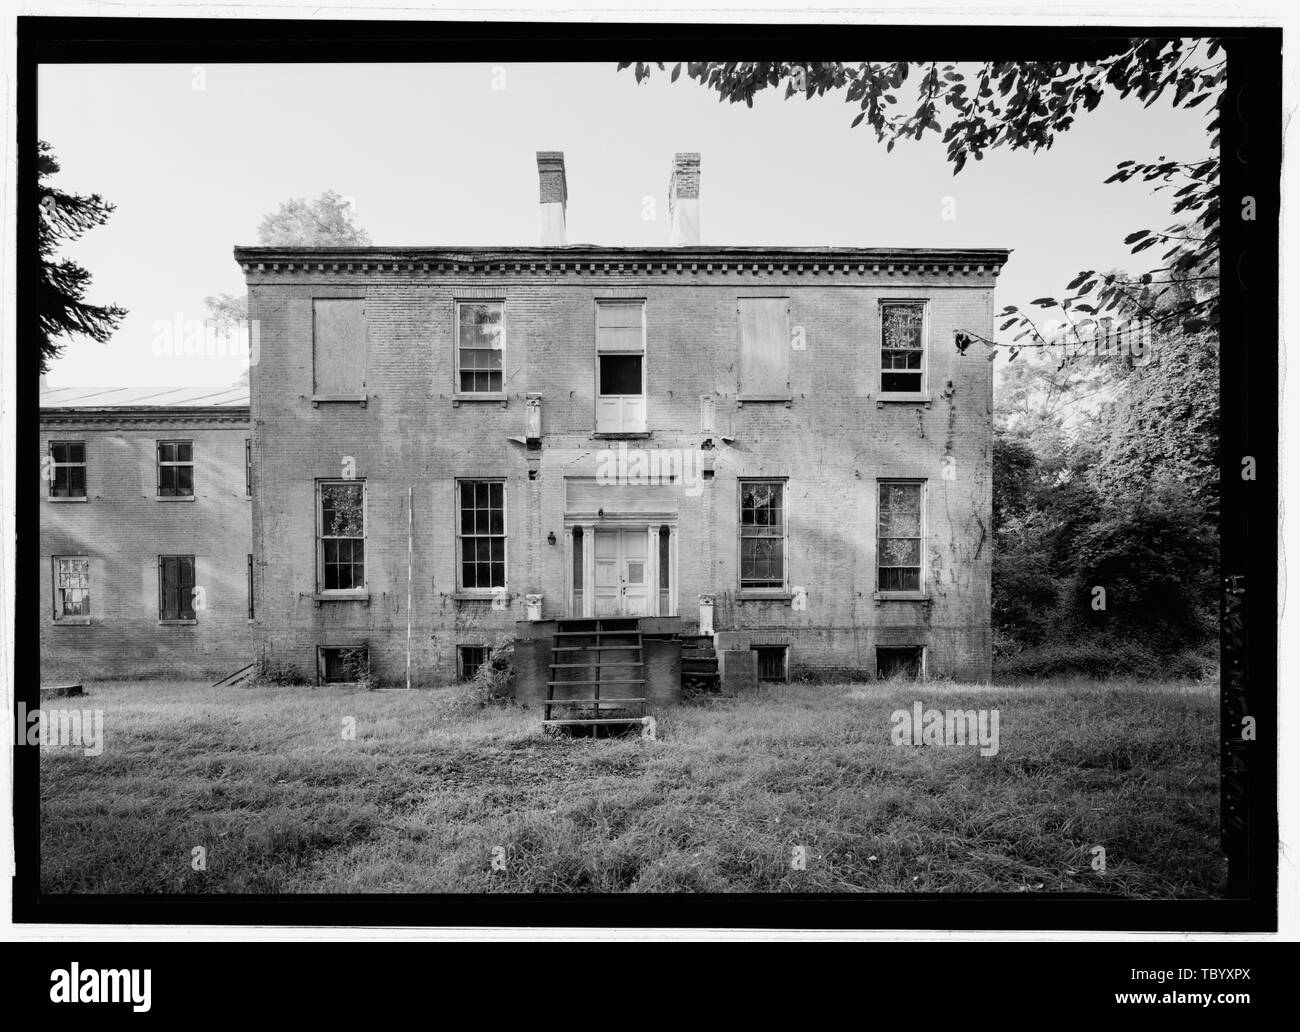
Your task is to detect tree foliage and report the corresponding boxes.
[211,190,371,386]
[256,190,371,247]
[37,140,127,373]
[622,40,1224,344]
[991,308,1218,675]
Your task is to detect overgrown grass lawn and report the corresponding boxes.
[39,679,1222,895]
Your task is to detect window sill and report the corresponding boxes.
[590,431,652,440]
[873,591,931,602]
[311,394,368,407]
[452,393,508,407]
[876,393,931,406]
[736,590,793,603]
[156,495,196,502]
[313,591,370,605]
[53,617,92,626]
[736,396,793,406]
[158,619,198,626]
[454,591,508,602]
[48,496,89,503]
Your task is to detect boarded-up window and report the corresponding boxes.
[737,297,790,400]
[159,555,196,621]
[595,301,646,432]
[313,298,366,395]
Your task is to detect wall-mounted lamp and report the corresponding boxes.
[547,531,557,545]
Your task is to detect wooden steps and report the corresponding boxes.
[212,662,257,689]
[544,618,649,736]
[680,634,720,693]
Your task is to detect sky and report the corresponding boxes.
[37,60,1214,388]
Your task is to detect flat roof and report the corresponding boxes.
[234,244,1012,266]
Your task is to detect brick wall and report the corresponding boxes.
[245,254,1001,685]
[38,414,253,680]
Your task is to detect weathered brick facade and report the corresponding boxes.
[239,236,1008,685]
[38,390,253,679]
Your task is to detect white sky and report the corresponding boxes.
[37,60,1214,388]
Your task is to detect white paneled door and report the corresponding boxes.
[593,529,651,617]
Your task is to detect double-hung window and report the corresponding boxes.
[456,301,505,396]
[739,479,788,592]
[457,480,506,591]
[877,480,925,592]
[53,557,90,621]
[595,300,646,433]
[318,481,366,593]
[880,301,927,397]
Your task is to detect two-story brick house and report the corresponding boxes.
[38,385,254,679]
[237,153,1009,688]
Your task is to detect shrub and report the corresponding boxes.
[993,637,1216,681]
[256,656,305,686]
[466,634,515,707]
[339,647,377,690]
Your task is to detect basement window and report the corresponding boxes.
[48,441,87,498]
[458,644,489,682]
[319,646,370,685]
[752,645,789,683]
[877,646,924,680]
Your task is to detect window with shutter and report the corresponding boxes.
[49,441,87,498]
[159,555,196,621]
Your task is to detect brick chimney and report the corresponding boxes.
[668,153,701,245]
[536,151,568,246]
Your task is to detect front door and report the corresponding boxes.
[593,529,650,616]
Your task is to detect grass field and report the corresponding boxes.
[38,678,1224,895]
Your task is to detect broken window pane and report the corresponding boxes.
[319,482,365,590]
[881,303,925,394]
